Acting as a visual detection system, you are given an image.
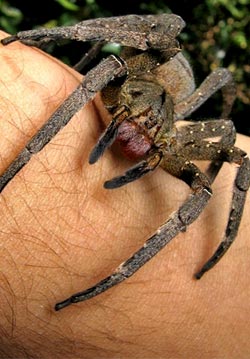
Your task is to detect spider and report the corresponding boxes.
[0,14,249,311]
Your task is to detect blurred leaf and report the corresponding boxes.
[55,0,79,11]
[0,0,22,33]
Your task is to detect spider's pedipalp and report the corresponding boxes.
[104,151,162,189]
[89,105,129,164]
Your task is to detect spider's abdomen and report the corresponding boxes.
[116,120,152,160]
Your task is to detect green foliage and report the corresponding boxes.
[55,0,79,11]
[0,0,22,33]
[181,0,250,134]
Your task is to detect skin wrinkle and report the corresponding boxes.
[0,50,90,354]
[0,270,16,337]
[0,30,250,358]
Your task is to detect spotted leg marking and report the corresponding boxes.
[174,68,236,120]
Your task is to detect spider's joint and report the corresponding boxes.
[156,228,162,235]
[115,261,126,273]
[110,54,127,70]
[185,160,193,166]
[203,188,212,196]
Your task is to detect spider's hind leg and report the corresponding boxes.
[176,119,250,278]
[73,41,105,72]
[174,68,236,120]
[55,158,212,311]
[195,155,250,279]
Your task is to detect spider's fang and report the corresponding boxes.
[104,152,162,189]
[104,162,150,188]
[89,106,129,165]
[89,128,118,164]
[104,162,151,189]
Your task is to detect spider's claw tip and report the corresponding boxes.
[88,152,98,165]
[88,157,96,165]
[104,175,127,189]
[89,146,102,165]
[103,180,116,189]
[54,298,72,311]
[194,271,203,280]
[1,35,19,45]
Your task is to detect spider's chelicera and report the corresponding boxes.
[1,14,249,311]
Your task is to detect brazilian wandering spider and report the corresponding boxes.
[0,14,249,311]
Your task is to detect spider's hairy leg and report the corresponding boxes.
[177,119,236,149]
[174,68,236,120]
[1,14,184,52]
[55,158,212,311]
[104,151,163,189]
[89,105,130,164]
[177,119,236,182]
[195,155,250,279]
[73,41,105,72]
[176,121,250,278]
[0,55,126,192]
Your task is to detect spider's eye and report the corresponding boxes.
[130,90,143,97]
[151,22,162,32]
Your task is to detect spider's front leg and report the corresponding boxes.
[1,14,184,52]
[0,55,126,192]
[55,156,212,311]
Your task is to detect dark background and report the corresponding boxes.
[1,0,249,135]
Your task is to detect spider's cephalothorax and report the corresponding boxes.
[0,14,249,311]
[100,61,175,162]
